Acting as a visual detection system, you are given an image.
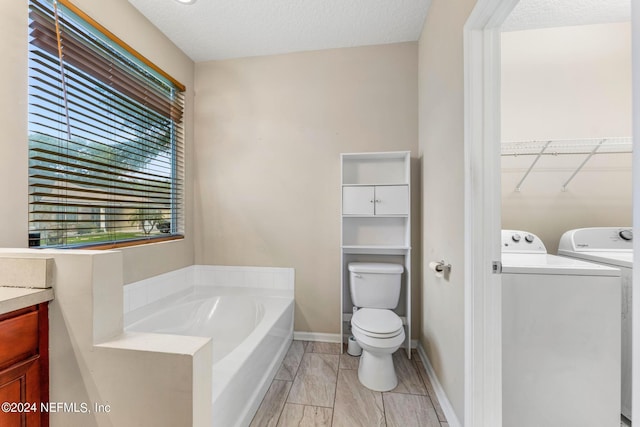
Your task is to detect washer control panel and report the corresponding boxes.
[559,227,633,251]
[501,230,547,253]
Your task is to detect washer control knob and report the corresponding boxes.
[619,229,633,241]
[524,234,534,243]
[511,234,521,243]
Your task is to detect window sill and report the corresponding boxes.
[76,235,184,250]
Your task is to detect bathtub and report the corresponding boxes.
[124,266,295,427]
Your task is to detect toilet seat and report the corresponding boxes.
[352,323,403,339]
[352,308,403,338]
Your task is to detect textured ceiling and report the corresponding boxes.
[127,0,432,62]
[503,0,630,31]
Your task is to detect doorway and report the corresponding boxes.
[464,0,636,426]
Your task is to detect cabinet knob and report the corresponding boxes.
[370,200,374,203]
[375,199,381,203]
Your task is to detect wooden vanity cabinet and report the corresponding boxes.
[0,303,49,427]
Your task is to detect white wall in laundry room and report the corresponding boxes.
[501,22,632,252]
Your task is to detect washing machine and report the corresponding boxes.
[558,227,633,420]
[501,230,621,427]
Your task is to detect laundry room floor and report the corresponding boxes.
[249,340,448,427]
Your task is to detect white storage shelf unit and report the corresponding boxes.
[340,151,411,358]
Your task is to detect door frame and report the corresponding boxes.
[632,0,639,420]
[463,1,518,424]
[464,1,639,426]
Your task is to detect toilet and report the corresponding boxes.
[348,262,405,392]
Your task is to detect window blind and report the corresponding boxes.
[28,0,184,248]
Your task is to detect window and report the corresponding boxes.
[28,0,185,248]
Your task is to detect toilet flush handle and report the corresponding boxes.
[353,274,362,278]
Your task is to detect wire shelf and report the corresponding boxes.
[501,137,632,191]
[501,137,632,156]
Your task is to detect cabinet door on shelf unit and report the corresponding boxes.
[374,186,409,215]
[343,186,375,215]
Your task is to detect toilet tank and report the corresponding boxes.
[348,262,403,309]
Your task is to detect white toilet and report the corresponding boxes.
[349,262,405,392]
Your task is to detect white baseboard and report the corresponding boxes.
[416,343,462,427]
[293,331,342,343]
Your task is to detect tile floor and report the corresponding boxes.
[250,340,448,427]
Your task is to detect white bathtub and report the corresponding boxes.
[124,266,294,427]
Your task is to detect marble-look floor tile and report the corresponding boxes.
[383,392,440,427]
[339,353,360,370]
[276,340,307,381]
[413,357,446,421]
[391,350,427,395]
[287,353,339,407]
[306,341,341,354]
[332,369,385,427]
[276,404,332,427]
[250,380,292,427]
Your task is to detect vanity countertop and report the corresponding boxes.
[0,286,54,315]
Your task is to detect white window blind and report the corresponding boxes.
[28,0,185,248]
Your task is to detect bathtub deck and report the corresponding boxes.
[250,340,448,427]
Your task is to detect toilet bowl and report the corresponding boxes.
[351,307,405,391]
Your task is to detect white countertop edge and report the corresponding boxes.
[95,331,211,355]
[0,287,54,315]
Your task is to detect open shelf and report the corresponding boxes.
[342,183,409,187]
[342,245,410,255]
[342,152,410,186]
[342,214,409,218]
[342,217,408,247]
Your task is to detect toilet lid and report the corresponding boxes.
[352,308,403,335]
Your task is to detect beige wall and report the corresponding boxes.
[418,0,476,421]
[193,43,420,336]
[0,0,196,283]
[0,0,29,247]
[501,23,632,252]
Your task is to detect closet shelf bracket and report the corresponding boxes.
[514,140,552,192]
[561,139,605,192]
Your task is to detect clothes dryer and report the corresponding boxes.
[558,227,633,420]
[502,230,621,427]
